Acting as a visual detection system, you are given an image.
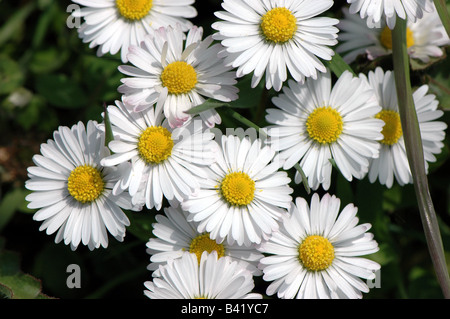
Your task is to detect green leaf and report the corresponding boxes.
[29,48,69,74]
[326,52,356,77]
[35,74,87,109]
[0,187,29,232]
[0,2,36,47]
[15,94,42,130]
[0,55,25,95]
[186,99,230,115]
[31,2,58,49]
[0,252,41,299]
[0,238,52,299]
[410,51,447,71]
[80,55,122,104]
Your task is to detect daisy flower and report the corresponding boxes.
[362,67,447,188]
[211,0,339,91]
[265,70,384,191]
[70,0,197,62]
[258,193,381,299]
[144,251,263,299]
[25,121,136,251]
[146,205,263,275]
[118,25,239,128]
[347,0,434,29]
[337,7,450,64]
[181,134,293,246]
[100,100,217,210]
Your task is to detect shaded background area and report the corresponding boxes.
[0,0,449,299]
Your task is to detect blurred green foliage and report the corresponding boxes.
[0,0,449,299]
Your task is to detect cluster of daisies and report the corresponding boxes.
[24,0,448,299]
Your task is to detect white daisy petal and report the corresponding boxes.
[118,25,238,127]
[25,120,136,250]
[337,5,449,64]
[347,0,432,28]
[265,69,383,191]
[182,134,292,245]
[101,100,215,210]
[362,67,446,188]
[72,0,197,62]
[258,193,380,299]
[147,206,263,276]
[212,0,338,91]
[144,251,262,299]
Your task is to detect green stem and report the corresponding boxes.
[327,51,356,77]
[103,102,114,148]
[434,0,450,38]
[223,107,266,138]
[392,19,450,299]
[294,163,311,195]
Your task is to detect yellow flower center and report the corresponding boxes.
[138,126,174,164]
[220,172,255,206]
[375,110,403,145]
[261,7,297,43]
[306,107,344,144]
[160,61,198,95]
[189,233,225,264]
[380,26,415,50]
[116,0,153,21]
[67,165,104,204]
[298,235,335,271]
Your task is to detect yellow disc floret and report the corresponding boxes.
[138,126,174,164]
[298,235,335,271]
[306,106,344,144]
[375,110,403,145]
[189,233,225,263]
[67,165,104,204]
[261,7,297,43]
[220,172,255,206]
[161,61,198,95]
[380,26,415,50]
[116,0,153,21]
